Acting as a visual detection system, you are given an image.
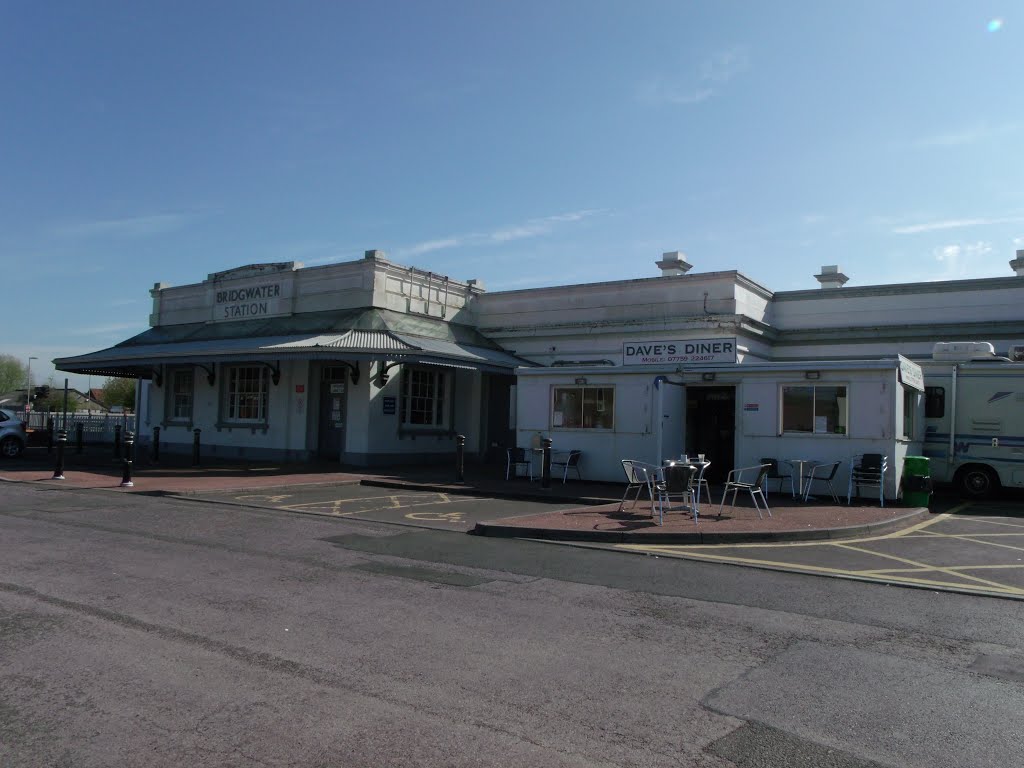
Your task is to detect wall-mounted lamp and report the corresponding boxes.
[805,371,820,380]
[574,377,587,385]
[701,372,716,382]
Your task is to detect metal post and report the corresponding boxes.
[53,430,67,480]
[120,432,134,488]
[192,428,201,467]
[541,437,552,489]
[113,424,122,460]
[152,426,160,462]
[46,418,54,454]
[75,423,84,454]
[455,434,465,483]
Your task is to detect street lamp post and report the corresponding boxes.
[26,356,37,415]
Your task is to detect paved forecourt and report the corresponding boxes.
[197,483,579,532]
[616,500,1024,599]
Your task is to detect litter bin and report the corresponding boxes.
[902,456,932,508]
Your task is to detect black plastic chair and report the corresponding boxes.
[803,460,842,503]
[761,457,795,497]
[505,447,532,481]
[551,449,582,483]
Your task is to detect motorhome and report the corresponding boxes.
[920,341,1024,498]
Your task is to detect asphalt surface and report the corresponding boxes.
[1,481,1022,767]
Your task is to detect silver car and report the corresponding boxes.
[0,408,27,458]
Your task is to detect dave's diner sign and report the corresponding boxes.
[623,337,737,366]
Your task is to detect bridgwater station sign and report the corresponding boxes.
[623,337,737,366]
[213,280,292,321]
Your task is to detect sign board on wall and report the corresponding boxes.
[622,337,737,366]
[212,278,293,322]
[897,356,925,392]
[382,396,397,415]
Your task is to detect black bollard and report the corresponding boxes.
[120,432,134,488]
[455,434,465,483]
[53,430,67,480]
[46,418,54,454]
[541,437,552,489]
[75,423,84,454]
[192,428,201,467]
[152,426,160,462]
[113,424,122,460]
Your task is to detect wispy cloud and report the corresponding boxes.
[893,215,1024,235]
[932,240,1000,279]
[55,213,188,239]
[636,47,748,106]
[914,122,1019,148]
[67,321,146,337]
[396,209,606,258]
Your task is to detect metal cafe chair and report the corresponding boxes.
[619,459,655,511]
[803,460,842,503]
[551,449,583,483]
[847,453,888,507]
[693,460,712,512]
[505,447,533,481]
[719,464,773,519]
[653,463,698,525]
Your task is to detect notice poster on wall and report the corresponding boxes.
[815,415,829,433]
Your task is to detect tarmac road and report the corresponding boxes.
[1,480,1022,767]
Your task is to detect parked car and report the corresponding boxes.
[0,408,27,458]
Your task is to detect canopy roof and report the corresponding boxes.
[54,308,532,379]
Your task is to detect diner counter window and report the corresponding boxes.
[552,386,614,430]
[781,384,847,435]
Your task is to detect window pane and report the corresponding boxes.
[925,386,945,418]
[782,386,814,432]
[814,386,845,433]
[552,386,613,429]
[226,366,266,422]
[400,368,450,428]
[902,387,914,438]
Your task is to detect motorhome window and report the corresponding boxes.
[925,386,945,418]
[551,386,614,430]
[781,385,847,434]
[400,367,450,427]
[222,366,268,424]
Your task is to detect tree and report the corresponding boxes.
[101,377,136,411]
[38,389,80,414]
[0,355,28,395]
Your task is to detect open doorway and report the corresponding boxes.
[686,386,736,483]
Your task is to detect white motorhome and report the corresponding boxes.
[920,341,1024,498]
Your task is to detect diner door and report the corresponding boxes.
[686,386,735,483]
[318,379,347,460]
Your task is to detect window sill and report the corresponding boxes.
[215,421,269,435]
[398,426,455,440]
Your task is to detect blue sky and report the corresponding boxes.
[2,2,1022,390]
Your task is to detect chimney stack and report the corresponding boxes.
[815,264,849,289]
[1010,249,1024,277]
[656,251,693,277]
[364,249,386,260]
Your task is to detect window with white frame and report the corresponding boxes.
[166,368,194,423]
[781,384,847,434]
[400,367,450,428]
[222,365,269,423]
[551,386,614,430]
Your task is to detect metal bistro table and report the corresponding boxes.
[784,458,822,501]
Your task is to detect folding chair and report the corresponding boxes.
[693,460,712,513]
[719,464,773,519]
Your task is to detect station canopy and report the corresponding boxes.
[54,307,532,380]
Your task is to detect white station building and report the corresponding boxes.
[56,248,1024,499]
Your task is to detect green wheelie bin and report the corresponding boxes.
[902,456,932,508]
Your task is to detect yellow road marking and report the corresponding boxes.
[833,543,1018,592]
